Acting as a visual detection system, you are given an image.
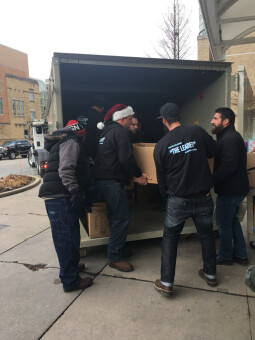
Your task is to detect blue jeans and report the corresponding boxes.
[96,180,129,262]
[216,195,247,260]
[45,198,81,290]
[161,195,216,284]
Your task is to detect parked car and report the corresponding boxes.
[0,140,31,160]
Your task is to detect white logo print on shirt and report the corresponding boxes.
[99,137,105,145]
[168,141,197,154]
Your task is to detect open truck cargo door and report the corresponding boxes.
[46,53,234,252]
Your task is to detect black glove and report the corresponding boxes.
[70,191,86,212]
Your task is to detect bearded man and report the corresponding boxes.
[211,107,249,266]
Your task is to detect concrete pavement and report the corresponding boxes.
[0,186,254,340]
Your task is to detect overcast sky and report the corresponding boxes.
[1,0,200,81]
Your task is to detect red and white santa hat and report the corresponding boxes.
[97,104,134,130]
[66,120,86,137]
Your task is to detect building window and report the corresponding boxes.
[16,100,21,116]
[0,98,3,114]
[0,81,2,92]
[30,111,36,121]
[29,92,34,101]
[12,99,16,116]
[20,101,25,116]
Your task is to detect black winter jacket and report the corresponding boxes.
[39,128,87,198]
[213,125,249,196]
[94,121,142,184]
[154,125,217,200]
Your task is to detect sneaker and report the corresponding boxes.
[78,262,86,272]
[154,279,173,297]
[216,257,233,266]
[64,277,93,292]
[109,261,134,272]
[198,269,218,287]
[233,256,249,266]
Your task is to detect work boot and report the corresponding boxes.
[154,279,173,297]
[198,269,218,287]
[64,277,93,292]
[216,256,233,266]
[233,256,249,266]
[109,261,134,272]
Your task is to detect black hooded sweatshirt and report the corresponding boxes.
[94,121,142,184]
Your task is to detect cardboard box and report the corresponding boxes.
[132,143,157,184]
[87,202,110,239]
[247,153,255,188]
[132,143,214,184]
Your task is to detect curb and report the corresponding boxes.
[0,176,41,198]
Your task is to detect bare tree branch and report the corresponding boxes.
[155,0,192,60]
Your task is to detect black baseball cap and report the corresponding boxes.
[158,103,180,119]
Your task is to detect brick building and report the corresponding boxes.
[197,14,255,140]
[0,44,41,143]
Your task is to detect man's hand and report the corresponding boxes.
[136,173,152,186]
[70,191,86,212]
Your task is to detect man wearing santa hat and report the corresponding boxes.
[95,104,151,272]
[39,120,93,292]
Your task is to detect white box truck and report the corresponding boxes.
[46,53,248,253]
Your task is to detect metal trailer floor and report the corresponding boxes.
[80,200,221,254]
[80,188,250,254]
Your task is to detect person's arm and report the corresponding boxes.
[59,138,80,193]
[213,137,240,185]
[154,144,168,200]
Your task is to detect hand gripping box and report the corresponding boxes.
[87,203,110,239]
[132,143,157,184]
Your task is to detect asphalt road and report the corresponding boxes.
[0,156,39,177]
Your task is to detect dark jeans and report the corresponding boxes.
[216,195,247,260]
[45,198,81,290]
[96,180,129,262]
[161,195,216,284]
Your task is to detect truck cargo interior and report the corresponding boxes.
[48,53,232,247]
[54,53,231,141]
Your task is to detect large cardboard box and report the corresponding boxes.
[87,203,110,239]
[247,153,255,188]
[132,143,157,184]
[132,143,214,184]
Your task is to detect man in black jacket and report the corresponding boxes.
[95,104,151,272]
[211,107,249,265]
[154,103,218,296]
[39,120,93,292]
